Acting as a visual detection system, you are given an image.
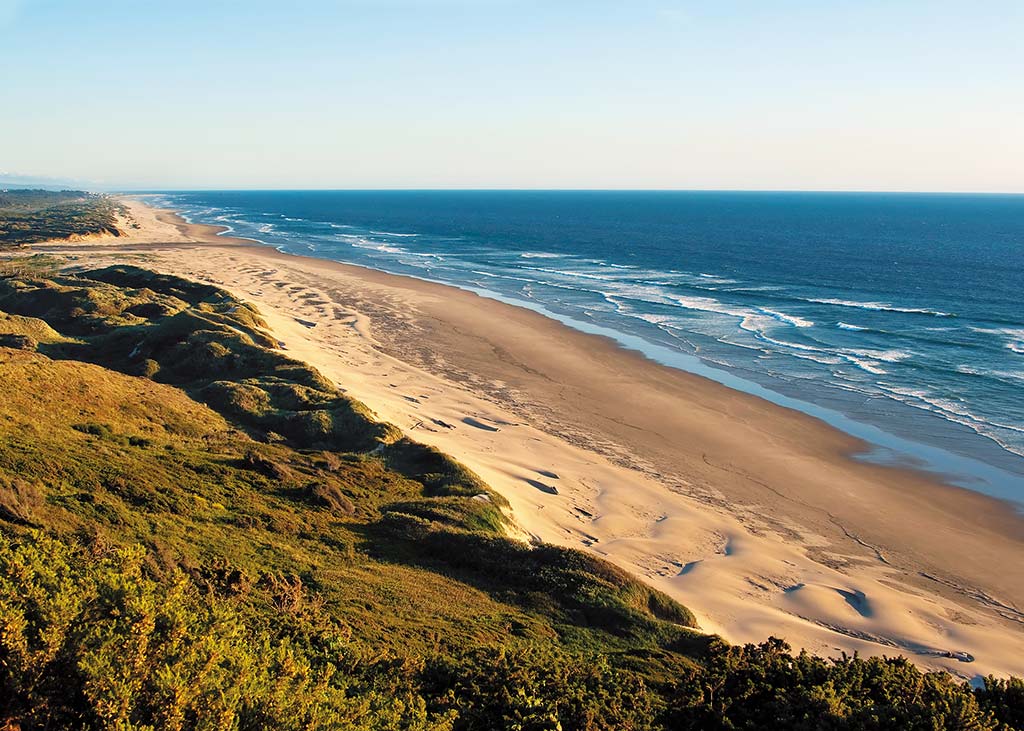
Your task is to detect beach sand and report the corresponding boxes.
[30,197,1024,678]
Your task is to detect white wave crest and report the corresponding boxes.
[956,365,1024,384]
[843,348,912,363]
[808,297,952,317]
[844,357,888,375]
[630,312,683,327]
[969,327,1024,355]
[877,384,1024,457]
[788,351,846,366]
[760,308,814,328]
[696,273,739,284]
[345,237,406,254]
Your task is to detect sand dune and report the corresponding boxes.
[30,197,1024,679]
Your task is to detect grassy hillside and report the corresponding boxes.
[0,261,1020,730]
[0,190,129,247]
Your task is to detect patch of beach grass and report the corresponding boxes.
[0,265,1017,731]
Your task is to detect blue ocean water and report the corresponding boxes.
[148,191,1024,502]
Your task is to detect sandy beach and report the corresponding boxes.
[31,197,1024,679]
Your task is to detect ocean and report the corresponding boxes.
[147,190,1024,503]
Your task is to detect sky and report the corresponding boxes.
[1,0,1022,191]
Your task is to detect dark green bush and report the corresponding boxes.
[0,265,1020,731]
[662,637,1007,730]
[0,532,441,731]
[424,646,659,731]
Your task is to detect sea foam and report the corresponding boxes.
[808,298,953,317]
[760,308,814,328]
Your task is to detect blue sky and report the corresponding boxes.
[2,0,1021,191]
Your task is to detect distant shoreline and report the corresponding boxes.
[141,199,1024,505]
[144,192,1024,505]
[30,196,1024,677]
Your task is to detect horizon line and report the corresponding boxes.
[110,187,1024,196]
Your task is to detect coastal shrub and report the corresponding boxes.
[0,277,177,336]
[0,333,37,350]
[240,448,294,482]
[0,477,42,525]
[381,524,699,637]
[976,676,1024,729]
[0,278,83,329]
[82,266,276,348]
[0,265,1021,731]
[125,298,183,319]
[138,357,161,377]
[285,407,366,449]
[423,646,659,731]
[0,254,61,278]
[0,309,66,344]
[662,637,1004,730]
[304,482,357,515]
[198,307,280,349]
[71,422,116,439]
[384,496,507,534]
[2,268,401,454]
[0,191,125,247]
[203,379,397,451]
[83,265,226,306]
[0,532,442,731]
[203,379,275,418]
[383,438,496,499]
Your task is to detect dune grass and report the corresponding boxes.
[0,190,126,246]
[0,264,1019,730]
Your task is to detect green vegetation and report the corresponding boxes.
[0,263,1020,730]
[0,189,129,247]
